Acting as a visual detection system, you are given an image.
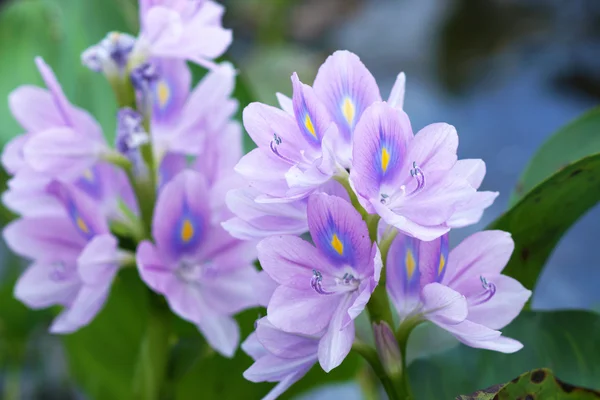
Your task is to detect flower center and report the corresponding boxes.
[176,260,216,283]
[310,269,360,295]
[380,161,426,205]
[468,276,497,306]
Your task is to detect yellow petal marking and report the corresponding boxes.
[76,216,90,234]
[381,147,391,172]
[157,80,170,108]
[331,234,344,255]
[304,114,317,138]
[341,97,355,126]
[405,249,416,279]
[82,168,94,182]
[438,253,446,277]
[181,219,194,243]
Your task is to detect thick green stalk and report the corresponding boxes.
[352,341,400,400]
[132,293,172,400]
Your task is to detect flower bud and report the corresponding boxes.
[373,321,402,377]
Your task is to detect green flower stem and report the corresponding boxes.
[394,316,423,400]
[352,341,400,400]
[132,292,172,400]
[334,171,368,219]
[108,75,136,109]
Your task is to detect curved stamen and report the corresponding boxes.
[469,276,497,306]
[270,133,297,165]
[311,269,335,295]
[407,161,426,196]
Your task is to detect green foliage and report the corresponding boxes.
[409,310,600,399]
[488,154,600,294]
[511,107,600,204]
[62,269,147,399]
[457,369,600,400]
[0,0,135,145]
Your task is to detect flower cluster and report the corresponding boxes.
[229,51,531,398]
[1,1,533,398]
[2,0,262,357]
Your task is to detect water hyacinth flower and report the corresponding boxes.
[238,74,340,202]
[386,229,531,352]
[258,193,382,371]
[137,170,261,357]
[133,0,232,69]
[350,101,497,240]
[3,181,130,333]
[243,318,320,400]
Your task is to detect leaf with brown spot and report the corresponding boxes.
[456,369,600,400]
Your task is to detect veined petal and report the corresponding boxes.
[421,283,468,325]
[8,87,63,133]
[462,274,531,330]
[405,123,458,173]
[313,51,381,143]
[77,234,120,286]
[267,286,340,336]
[388,72,406,110]
[152,170,211,263]
[444,230,514,289]
[34,57,103,141]
[50,284,112,334]
[137,241,177,294]
[291,73,330,147]
[23,127,106,180]
[448,191,498,228]
[452,159,487,189]
[258,235,333,288]
[14,261,80,309]
[4,217,85,262]
[47,181,110,241]
[386,232,422,317]
[418,233,449,287]
[318,294,355,372]
[256,318,320,359]
[351,102,413,200]
[151,58,191,124]
[370,199,450,241]
[307,193,371,271]
[195,306,240,358]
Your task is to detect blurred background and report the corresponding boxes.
[0,0,599,398]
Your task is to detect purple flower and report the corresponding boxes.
[3,57,104,176]
[149,60,237,159]
[386,229,531,353]
[258,193,382,371]
[134,0,232,69]
[136,170,261,357]
[312,51,382,166]
[3,182,127,333]
[242,318,320,400]
[237,72,342,202]
[350,101,496,240]
[223,179,349,240]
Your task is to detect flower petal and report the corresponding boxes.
[307,193,371,271]
[444,230,514,289]
[351,101,413,200]
[421,283,468,325]
[152,170,211,263]
[313,50,381,143]
[267,286,340,335]
[14,261,80,309]
[258,235,332,288]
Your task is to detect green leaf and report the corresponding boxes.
[511,107,600,204]
[408,310,600,399]
[62,269,148,399]
[487,154,600,293]
[0,0,135,145]
[457,369,600,400]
